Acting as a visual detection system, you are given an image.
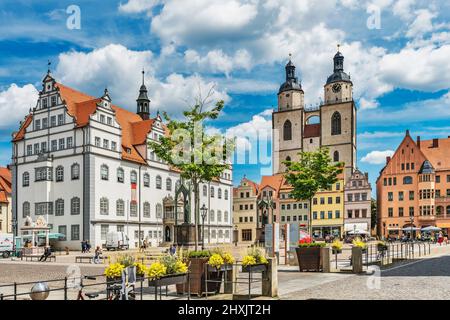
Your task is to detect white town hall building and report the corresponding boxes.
[11,70,233,250]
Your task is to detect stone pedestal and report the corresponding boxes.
[175,223,197,246]
[352,247,363,273]
[288,250,299,266]
[224,267,235,294]
[320,247,330,273]
[262,258,278,298]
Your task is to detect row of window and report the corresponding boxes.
[346,193,368,202]
[312,210,341,220]
[22,199,80,217]
[388,207,415,217]
[401,163,415,171]
[237,204,254,211]
[387,191,415,201]
[34,113,64,131]
[281,215,308,222]
[26,136,73,156]
[56,225,79,241]
[99,198,160,218]
[387,206,450,217]
[23,164,80,186]
[202,185,229,200]
[313,196,341,205]
[238,216,254,223]
[208,210,229,223]
[281,203,308,210]
[346,209,368,219]
[40,95,58,109]
[94,137,117,151]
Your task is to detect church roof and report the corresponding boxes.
[12,82,166,165]
[279,80,303,94]
[326,71,352,85]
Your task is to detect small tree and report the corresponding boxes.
[283,148,343,238]
[371,198,377,234]
[149,97,233,250]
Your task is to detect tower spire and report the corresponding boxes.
[136,70,150,120]
[47,60,51,74]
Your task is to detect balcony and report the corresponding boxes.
[163,211,184,224]
[417,215,435,222]
[436,196,450,205]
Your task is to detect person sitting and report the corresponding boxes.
[39,246,52,262]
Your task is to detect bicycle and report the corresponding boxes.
[76,276,124,300]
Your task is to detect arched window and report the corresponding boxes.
[22,172,30,187]
[333,151,339,162]
[224,211,229,223]
[143,202,151,218]
[156,175,162,189]
[100,197,109,215]
[224,189,229,200]
[71,163,80,180]
[117,168,124,183]
[56,166,64,182]
[143,173,150,187]
[403,176,413,185]
[331,112,341,135]
[23,202,30,218]
[166,178,172,191]
[217,210,222,222]
[71,197,80,215]
[55,199,64,216]
[283,120,292,141]
[130,202,137,217]
[116,199,124,216]
[211,186,215,198]
[203,185,208,196]
[156,204,162,218]
[218,188,222,199]
[100,165,109,180]
[210,210,215,222]
[130,171,137,184]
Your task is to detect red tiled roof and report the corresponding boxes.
[420,137,450,170]
[259,174,284,197]
[303,124,320,138]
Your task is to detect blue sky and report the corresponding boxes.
[1,0,450,193]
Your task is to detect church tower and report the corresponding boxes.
[136,70,150,120]
[272,56,305,174]
[321,47,356,181]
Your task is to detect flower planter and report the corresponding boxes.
[206,269,223,294]
[207,264,233,272]
[241,263,267,273]
[296,247,322,272]
[148,273,188,287]
[176,257,208,296]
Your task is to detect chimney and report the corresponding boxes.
[365,172,368,179]
[386,156,391,164]
[417,136,421,148]
[406,129,410,136]
[432,138,439,148]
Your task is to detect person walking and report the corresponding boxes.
[39,246,52,262]
[81,240,86,253]
[438,232,443,246]
[93,246,102,264]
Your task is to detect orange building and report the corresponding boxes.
[377,131,450,238]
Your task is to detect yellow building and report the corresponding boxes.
[232,177,259,244]
[311,177,344,239]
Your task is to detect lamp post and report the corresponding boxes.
[410,216,414,242]
[233,225,238,247]
[200,204,208,250]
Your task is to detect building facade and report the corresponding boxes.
[232,177,259,244]
[278,180,309,230]
[377,131,450,238]
[0,167,12,233]
[272,51,356,181]
[311,177,344,238]
[11,71,233,249]
[344,169,371,235]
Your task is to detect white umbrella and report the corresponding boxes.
[421,226,441,232]
[402,227,421,231]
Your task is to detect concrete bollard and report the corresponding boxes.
[351,247,363,273]
[320,247,330,273]
[262,257,278,298]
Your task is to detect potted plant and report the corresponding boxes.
[177,250,211,296]
[331,239,343,254]
[134,261,148,281]
[352,237,368,253]
[147,255,188,287]
[205,250,235,294]
[241,247,268,273]
[296,241,326,272]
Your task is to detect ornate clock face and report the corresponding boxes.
[332,83,342,93]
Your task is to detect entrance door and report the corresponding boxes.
[165,226,171,242]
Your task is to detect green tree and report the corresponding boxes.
[371,198,377,234]
[283,148,343,238]
[149,98,234,250]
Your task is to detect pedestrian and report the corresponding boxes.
[438,232,443,246]
[86,241,91,253]
[93,246,102,264]
[39,246,52,262]
[81,240,86,253]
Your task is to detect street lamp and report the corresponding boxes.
[410,216,414,242]
[200,204,208,250]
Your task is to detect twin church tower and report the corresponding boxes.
[272,49,357,181]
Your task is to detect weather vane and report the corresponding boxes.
[337,44,341,52]
[47,60,51,73]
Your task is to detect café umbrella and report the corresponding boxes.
[22,233,65,240]
[421,226,441,232]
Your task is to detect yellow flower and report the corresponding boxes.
[147,262,167,280]
[258,256,268,264]
[104,263,124,278]
[134,262,148,276]
[331,239,343,250]
[242,255,256,267]
[208,254,225,269]
[174,260,188,274]
[222,252,235,265]
[352,237,367,249]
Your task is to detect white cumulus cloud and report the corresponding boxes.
[0,84,38,129]
[361,150,395,164]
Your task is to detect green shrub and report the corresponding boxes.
[188,250,211,258]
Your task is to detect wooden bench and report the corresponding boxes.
[75,255,107,263]
[22,254,56,262]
